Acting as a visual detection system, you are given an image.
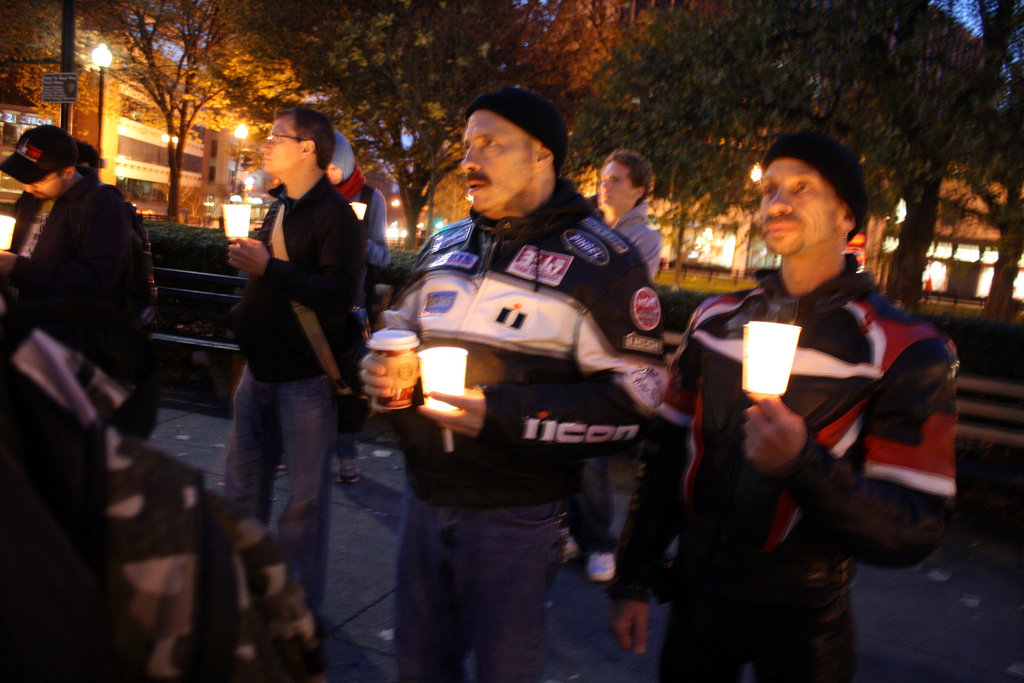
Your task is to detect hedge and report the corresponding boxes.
[148,224,1024,380]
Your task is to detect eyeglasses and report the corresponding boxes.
[263,133,308,146]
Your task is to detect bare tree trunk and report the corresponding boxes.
[885,177,941,308]
[983,214,1023,321]
[402,187,428,250]
[167,139,181,223]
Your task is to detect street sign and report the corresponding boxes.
[41,72,79,103]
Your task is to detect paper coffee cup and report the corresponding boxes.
[367,329,420,409]
[0,215,14,251]
[742,321,802,396]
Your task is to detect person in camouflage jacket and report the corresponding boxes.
[0,295,325,681]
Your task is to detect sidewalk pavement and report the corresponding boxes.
[152,385,1024,682]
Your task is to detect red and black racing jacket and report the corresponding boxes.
[382,180,666,508]
[613,255,958,605]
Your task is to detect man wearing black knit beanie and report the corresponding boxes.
[359,86,666,681]
[610,130,958,682]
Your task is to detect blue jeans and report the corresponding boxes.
[224,365,336,612]
[567,457,617,554]
[395,489,564,682]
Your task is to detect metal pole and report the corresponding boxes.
[60,0,76,131]
[96,68,104,160]
[96,67,105,164]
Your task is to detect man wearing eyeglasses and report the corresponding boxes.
[0,125,130,309]
[224,107,366,614]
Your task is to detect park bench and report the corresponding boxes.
[150,268,394,398]
[151,266,246,398]
[954,373,1024,494]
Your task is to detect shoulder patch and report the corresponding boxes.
[429,223,472,253]
[428,250,478,270]
[630,286,662,331]
[561,228,609,266]
[582,216,631,254]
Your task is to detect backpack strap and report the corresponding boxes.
[357,183,375,217]
[69,181,120,254]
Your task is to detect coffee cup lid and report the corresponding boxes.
[367,328,419,351]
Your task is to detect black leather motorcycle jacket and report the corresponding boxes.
[614,256,957,604]
[383,180,666,507]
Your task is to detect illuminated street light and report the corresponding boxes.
[750,164,762,183]
[91,43,112,167]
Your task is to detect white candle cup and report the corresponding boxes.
[0,215,15,251]
[418,346,468,452]
[223,203,252,239]
[742,321,802,397]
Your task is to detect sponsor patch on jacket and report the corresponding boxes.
[630,365,664,410]
[622,332,664,355]
[630,286,661,331]
[428,250,478,270]
[495,303,528,330]
[505,245,573,286]
[429,223,472,252]
[521,416,640,444]
[582,216,631,254]
[423,291,457,315]
[561,229,609,266]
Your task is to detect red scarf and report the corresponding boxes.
[334,163,366,201]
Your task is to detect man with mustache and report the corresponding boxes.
[359,87,666,681]
[607,130,959,681]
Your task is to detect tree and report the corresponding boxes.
[578,0,1018,309]
[575,2,854,283]
[233,0,564,248]
[953,0,1024,320]
[81,0,298,221]
[846,1,996,308]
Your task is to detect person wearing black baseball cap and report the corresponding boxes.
[609,130,957,682]
[359,87,666,681]
[0,124,130,309]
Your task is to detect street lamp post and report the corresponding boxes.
[233,123,248,195]
[91,43,112,168]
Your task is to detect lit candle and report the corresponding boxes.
[222,203,252,239]
[742,321,802,397]
[0,215,14,251]
[418,346,468,452]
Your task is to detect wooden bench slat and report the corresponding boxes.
[955,423,1024,450]
[958,374,1024,400]
[957,398,1024,423]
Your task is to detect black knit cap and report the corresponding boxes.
[762,130,868,236]
[0,124,78,184]
[466,87,568,175]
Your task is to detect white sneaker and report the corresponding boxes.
[586,552,616,583]
[562,532,580,562]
